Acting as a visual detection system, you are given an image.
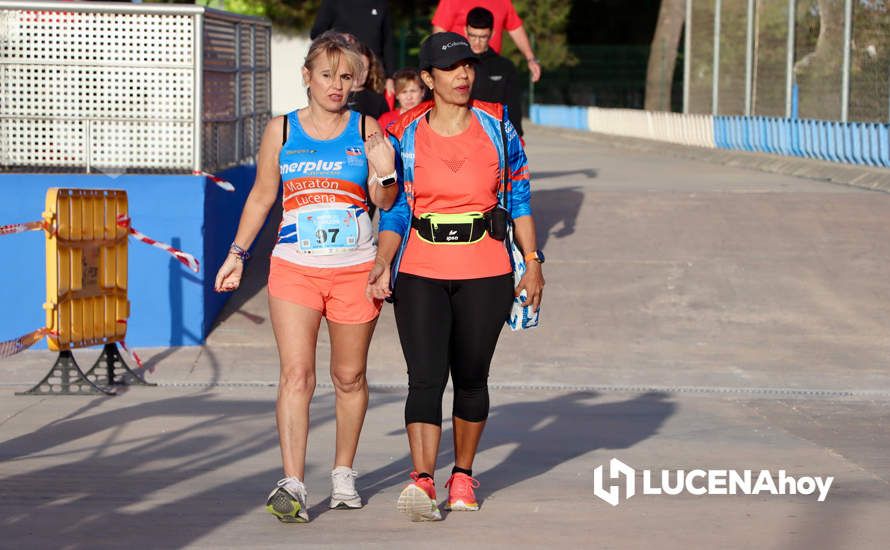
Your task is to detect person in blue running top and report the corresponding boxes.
[214,31,397,524]
[367,32,545,522]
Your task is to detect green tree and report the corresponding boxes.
[152,0,576,74]
[150,0,320,29]
[501,0,576,73]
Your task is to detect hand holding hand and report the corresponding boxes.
[366,259,392,301]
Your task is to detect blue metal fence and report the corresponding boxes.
[713,116,890,168]
[529,105,590,131]
[531,104,890,169]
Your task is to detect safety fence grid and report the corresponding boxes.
[685,0,890,124]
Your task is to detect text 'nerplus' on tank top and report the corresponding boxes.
[273,109,375,268]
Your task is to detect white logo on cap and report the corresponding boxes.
[441,41,466,51]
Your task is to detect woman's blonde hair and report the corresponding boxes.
[303,30,364,83]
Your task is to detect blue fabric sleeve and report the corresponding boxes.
[378,134,410,237]
[504,110,532,219]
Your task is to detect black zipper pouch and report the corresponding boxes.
[485,206,510,241]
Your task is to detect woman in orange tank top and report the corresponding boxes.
[368,32,545,521]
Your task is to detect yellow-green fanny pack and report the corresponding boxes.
[411,212,487,245]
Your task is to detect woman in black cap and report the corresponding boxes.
[367,31,544,521]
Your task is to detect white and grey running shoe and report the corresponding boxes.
[330,466,363,509]
[396,475,441,522]
[266,477,309,523]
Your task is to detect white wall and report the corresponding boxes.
[586,108,716,149]
[271,30,311,116]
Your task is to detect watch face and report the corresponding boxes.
[381,177,396,187]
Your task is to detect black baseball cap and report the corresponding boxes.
[419,32,478,71]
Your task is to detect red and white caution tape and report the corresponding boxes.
[116,215,200,273]
[0,220,46,237]
[118,340,145,371]
[0,327,52,359]
[193,170,235,192]
[115,320,147,372]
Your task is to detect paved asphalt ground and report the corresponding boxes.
[2,126,890,548]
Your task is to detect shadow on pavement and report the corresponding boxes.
[355,391,675,511]
[476,391,674,499]
[0,391,400,548]
[169,236,204,346]
[137,343,223,390]
[531,187,585,250]
[533,169,597,180]
[209,201,283,331]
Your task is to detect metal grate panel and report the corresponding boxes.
[204,17,237,70]
[0,10,193,66]
[91,121,194,170]
[1,65,193,120]
[202,121,238,171]
[240,72,255,115]
[254,26,270,69]
[0,2,271,172]
[255,71,271,112]
[240,24,253,68]
[0,118,85,167]
[241,117,255,165]
[203,71,237,121]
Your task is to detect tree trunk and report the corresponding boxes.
[645,0,686,111]
[793,0,845,73]
[792,0,846,119]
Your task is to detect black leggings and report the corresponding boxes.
[393,272,514,426]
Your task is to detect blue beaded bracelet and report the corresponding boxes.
[229,242,250,261]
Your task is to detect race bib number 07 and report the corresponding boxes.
[297,208,359,254]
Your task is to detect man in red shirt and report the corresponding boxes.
[432,0,541,82]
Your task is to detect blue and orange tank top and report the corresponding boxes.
[273,110,375,268]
